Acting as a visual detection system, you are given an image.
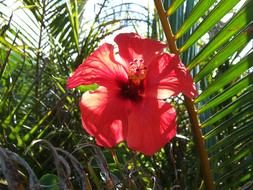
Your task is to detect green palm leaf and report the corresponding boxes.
[155,0,253,189]
[0,0,154,189]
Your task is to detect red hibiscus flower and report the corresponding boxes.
[67,33,197,156]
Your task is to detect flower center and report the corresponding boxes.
[118,58,147,102]
[128,58,147,85]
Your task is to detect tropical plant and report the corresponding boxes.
[0,0,252,189]
[154,0,253,189]
[0,0,157,189]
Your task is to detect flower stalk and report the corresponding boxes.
[154,0,215,189]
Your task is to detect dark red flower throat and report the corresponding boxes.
[119,58,147,102]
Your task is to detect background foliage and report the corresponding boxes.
[0,0,252,189]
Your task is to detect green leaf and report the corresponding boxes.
[166,0,184,16]
[217,159,253,184]
[194,24,253,82]
[1,83,34,128]
[40,174,60,190]
[204,104,253,140]
[0,36,24,56]
[207,119,253,154]
[77,84,99,92]
[212,146,251,173]
[66,0,80,52]
[156,0,253,188]
[187,0,253,70]
[179,0,241,52]
[195,52,253,103]
[198,73,253,114]
[201,89,253,128]
[175,0,217,39]
[23,110,53,142]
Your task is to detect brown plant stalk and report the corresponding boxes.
[154,0,215,189]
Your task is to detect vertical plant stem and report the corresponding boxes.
[154,0,215,189]
[35,0,46,115]
[0,31,19,80]
[154,0,179,54]
[184,97,215,189]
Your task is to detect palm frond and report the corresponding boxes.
[155,0,253,189]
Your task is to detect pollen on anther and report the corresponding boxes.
[128,58,147,84]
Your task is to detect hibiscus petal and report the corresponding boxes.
[147,53,197,99]
[126,98,176,156]
[67,43,128,89]
[80,87,130,147]
[114,33,167,66]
